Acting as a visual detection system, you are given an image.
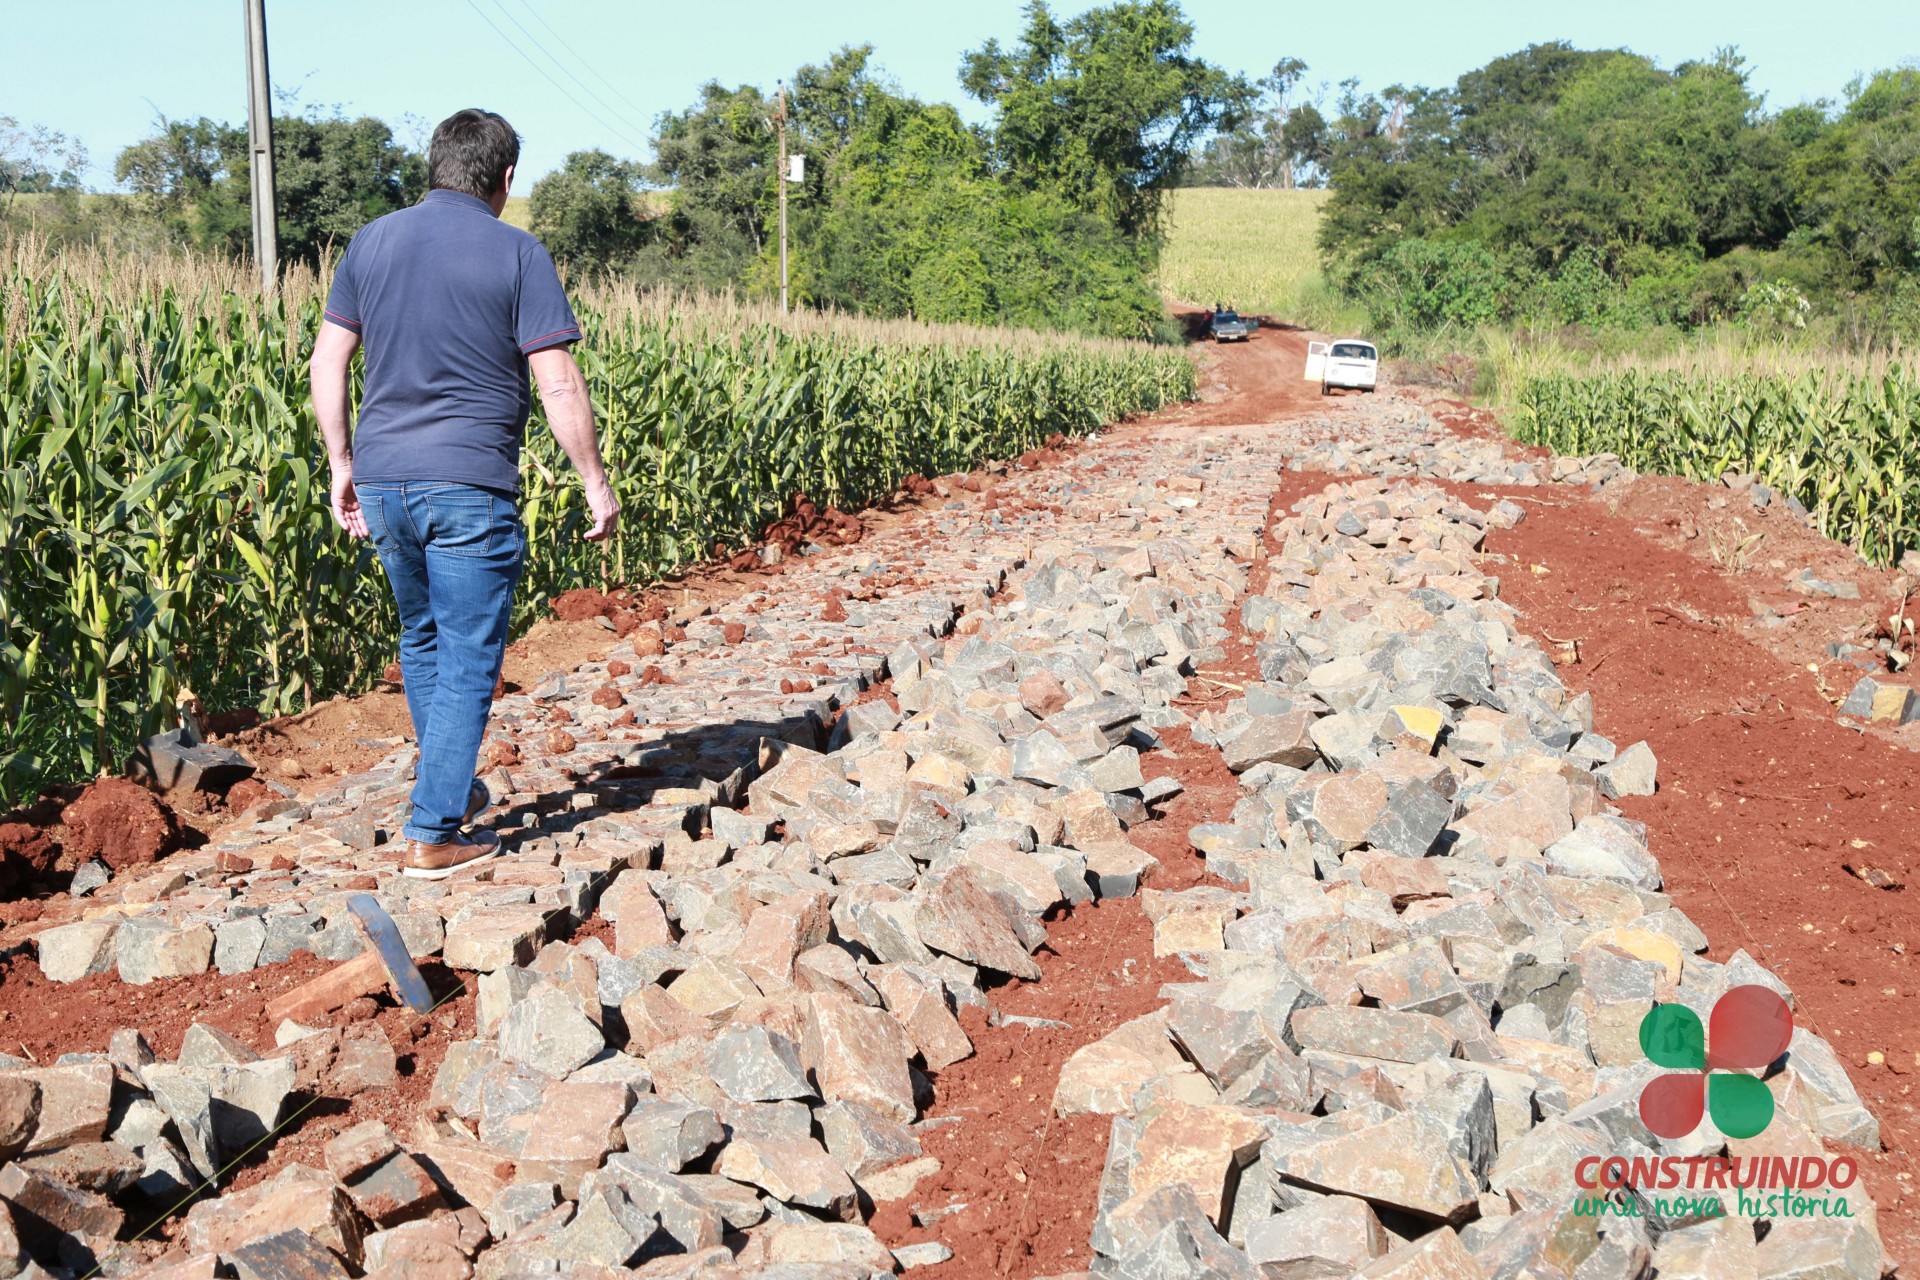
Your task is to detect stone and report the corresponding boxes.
[1054,1038,1169,1117]
[322,1119,398,1182]
[183,1163,364,1266]
[0,1164,125,1256]
[1595,740,1657,798]
[707,1024,814,1103]
[894,1240,955,1268]
[621,1098,723,1172]
[442,906,547,973]
[1273,1113,1479,1225]
[817,1099,923,1180]
[225,1229,353,1280]
[733,890,831,993]
[1125,1101,1267,1229]
[143,1058,297,1180]
[801,992,918,1121]
[497,989,604,1078]
[517,1081,634,1168]
[33,920,119,983]
[410,1137,512,1214]
[872,964,973,1069]
[1085,841,1161,898]
[1168,998,1269,1089]
[620,985,709,1055]
[130,727,255,793]
[1357,1227,1488,1279]
[1245,1195,1391,1279]
[0,1076,40,1162]
[666,957,762,1021]
[1221,712,1319,773]
[1290,1006,1460,1064]
[361,1214,484,1280]
[113,918,214,984]
[12,1062,112,1154]
[915,865,1043,980]
[335,1143,446,1229]
[215,917,269,975]
[483,1183,559,1242]
[588,1156,726,1254]
[717,1130,859,1220]
[1020,671,1070,718]
[1544,815,1661,890]
[1839,677,1919,725]
[542,1184,652,1268]
[603,877,674,957]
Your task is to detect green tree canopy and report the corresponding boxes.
[960,0,1249,238]
[114,113,423,266]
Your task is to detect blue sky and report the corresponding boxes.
[8,0,1917,189]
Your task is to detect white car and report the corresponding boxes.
[1305,339,1378,394]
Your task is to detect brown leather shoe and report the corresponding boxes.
[403,828,502,880]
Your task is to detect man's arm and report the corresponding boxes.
[310,319,367,538]
[529,346,619,541]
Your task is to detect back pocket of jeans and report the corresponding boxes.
[423,490,496,557]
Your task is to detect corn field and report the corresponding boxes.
[0,236,1194,801]
[1513,366,1920,569]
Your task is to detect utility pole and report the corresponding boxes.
[243,0,279,294]
[775,81,788,314]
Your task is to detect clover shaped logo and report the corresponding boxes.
[1638,985,1793,1140]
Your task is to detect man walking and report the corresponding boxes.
[310,108,619,879]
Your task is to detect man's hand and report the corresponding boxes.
[584,476,620,542]
[331,465,370,538]
[529,346,620,544]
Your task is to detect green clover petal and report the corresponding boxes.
[1708,1072,1775,1140]
[1639,1003,1705,1069]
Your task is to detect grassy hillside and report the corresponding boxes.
[1157,188,1355,329]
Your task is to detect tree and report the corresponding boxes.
[960,0,1248,238]
[114,112,423,266]
[530,150,655,275]
[0,117,89,212]
[1190,58,1326,189]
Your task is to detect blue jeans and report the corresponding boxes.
[358,481,525,843]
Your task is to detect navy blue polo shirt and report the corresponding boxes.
[323,188,582,495]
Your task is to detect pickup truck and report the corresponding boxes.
[1208,310,1251,343]
[1304,338,1378,394]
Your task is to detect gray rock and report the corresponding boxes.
[1596,740,1658,798]
[1545,814,1661,890]
[706,1024,814,1103]
[498,989,605,1078]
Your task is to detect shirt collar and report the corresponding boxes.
[422,188,498,216]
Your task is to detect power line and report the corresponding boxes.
[463,0,650,154]
[512,0,653,127]
[479,0,653,149]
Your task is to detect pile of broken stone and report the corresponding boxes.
[2,525,1255,1279]
[1284,418,1630,489]
[1052,476,1886,1280]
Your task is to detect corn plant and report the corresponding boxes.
[0,235,1195,802]
[1513,366,1920,569]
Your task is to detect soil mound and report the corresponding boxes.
[59,776,180,871]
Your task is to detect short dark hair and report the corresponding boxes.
[428,109,521,199]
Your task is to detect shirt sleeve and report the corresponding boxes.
[516,240,583,354]
[322,237,363,333]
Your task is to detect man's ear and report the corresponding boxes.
[502,164,515,196]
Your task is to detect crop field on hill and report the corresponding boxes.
[0,234,1192,799]
[1156,187,1339,325]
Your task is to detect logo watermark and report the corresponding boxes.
[1567,985,1857,1219]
